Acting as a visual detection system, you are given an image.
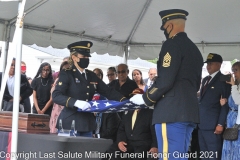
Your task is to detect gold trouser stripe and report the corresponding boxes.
[162,123,168,160]
[66,97,71,107]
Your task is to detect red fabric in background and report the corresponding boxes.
[6,132,12,160]
[21,66,26,72]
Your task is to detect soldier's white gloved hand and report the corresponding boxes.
[74,100,91,111]
[130,94,145,105]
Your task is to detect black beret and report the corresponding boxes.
[67,41,93,57]
[159,9,188,30]
[204,53,223,63]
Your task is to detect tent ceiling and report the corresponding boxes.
[0,0,240,60]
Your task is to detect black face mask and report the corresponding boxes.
[163,25,173,39]
[77,58,89,68]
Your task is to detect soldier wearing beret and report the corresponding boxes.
[52,41,126,137]
[130,9,203,159]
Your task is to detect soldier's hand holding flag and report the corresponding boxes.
[130,88,145,105]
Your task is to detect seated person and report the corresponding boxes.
[104,108,158,160]
[94,112,121,142]
[92,68,121,142]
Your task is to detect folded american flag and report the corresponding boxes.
[78,100,148,113]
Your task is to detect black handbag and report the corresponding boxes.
[223,124,239,141]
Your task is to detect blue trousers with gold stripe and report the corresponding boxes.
[155,122,196,160]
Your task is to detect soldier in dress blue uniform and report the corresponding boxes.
[52,41,126,137]
[130,9,203,160]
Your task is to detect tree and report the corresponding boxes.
[147,58,158,64]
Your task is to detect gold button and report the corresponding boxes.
[87,86,89,88]
[86,99,88,101]
[162,95,164,97]
[86,93,89,95]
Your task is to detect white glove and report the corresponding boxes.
[130,94,145,105]
[74,100,91,111]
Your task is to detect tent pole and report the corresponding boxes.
[123,45,128,64]
[11,0,26,159]
[2,21,11,75]
[0,21,11,110]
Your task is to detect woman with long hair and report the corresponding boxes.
[31,62,54,115]
[107,67,117,84]
[132,69,147,91]
[221,61,240,160]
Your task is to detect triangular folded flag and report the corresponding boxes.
[78,100,148,113]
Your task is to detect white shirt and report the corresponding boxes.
[77,68,87,80]
[7,75,15,97]
[146,78,153,88]
[208,70,219,83]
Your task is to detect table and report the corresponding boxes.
[0,131,113,160]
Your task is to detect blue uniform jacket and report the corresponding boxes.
[198,71,231,130]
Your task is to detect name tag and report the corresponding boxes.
[75,78,80,83]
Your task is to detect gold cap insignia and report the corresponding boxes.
[163,52,171,67]
[87,43,90,48]
[207,54,214,59]
[58,82,62,85]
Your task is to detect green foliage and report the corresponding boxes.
[147,58,158,64]
[231,59,239,65]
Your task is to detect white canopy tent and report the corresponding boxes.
[0,1,239,159]
[1,0,240,61]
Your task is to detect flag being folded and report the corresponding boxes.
[78,100,148,113]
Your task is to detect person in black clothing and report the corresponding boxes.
[107,67,117,84]
[0,59,32,112]
[21,61,32,113]
[52,41,127,137]
[31,62,54,116]
[104,108,158,160]
[92,68,121,141]
[108,64,138,118]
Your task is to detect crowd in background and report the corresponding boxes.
[0,54,240,160]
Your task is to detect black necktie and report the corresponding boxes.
[82,72,86,80]
[201,76,212,95]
